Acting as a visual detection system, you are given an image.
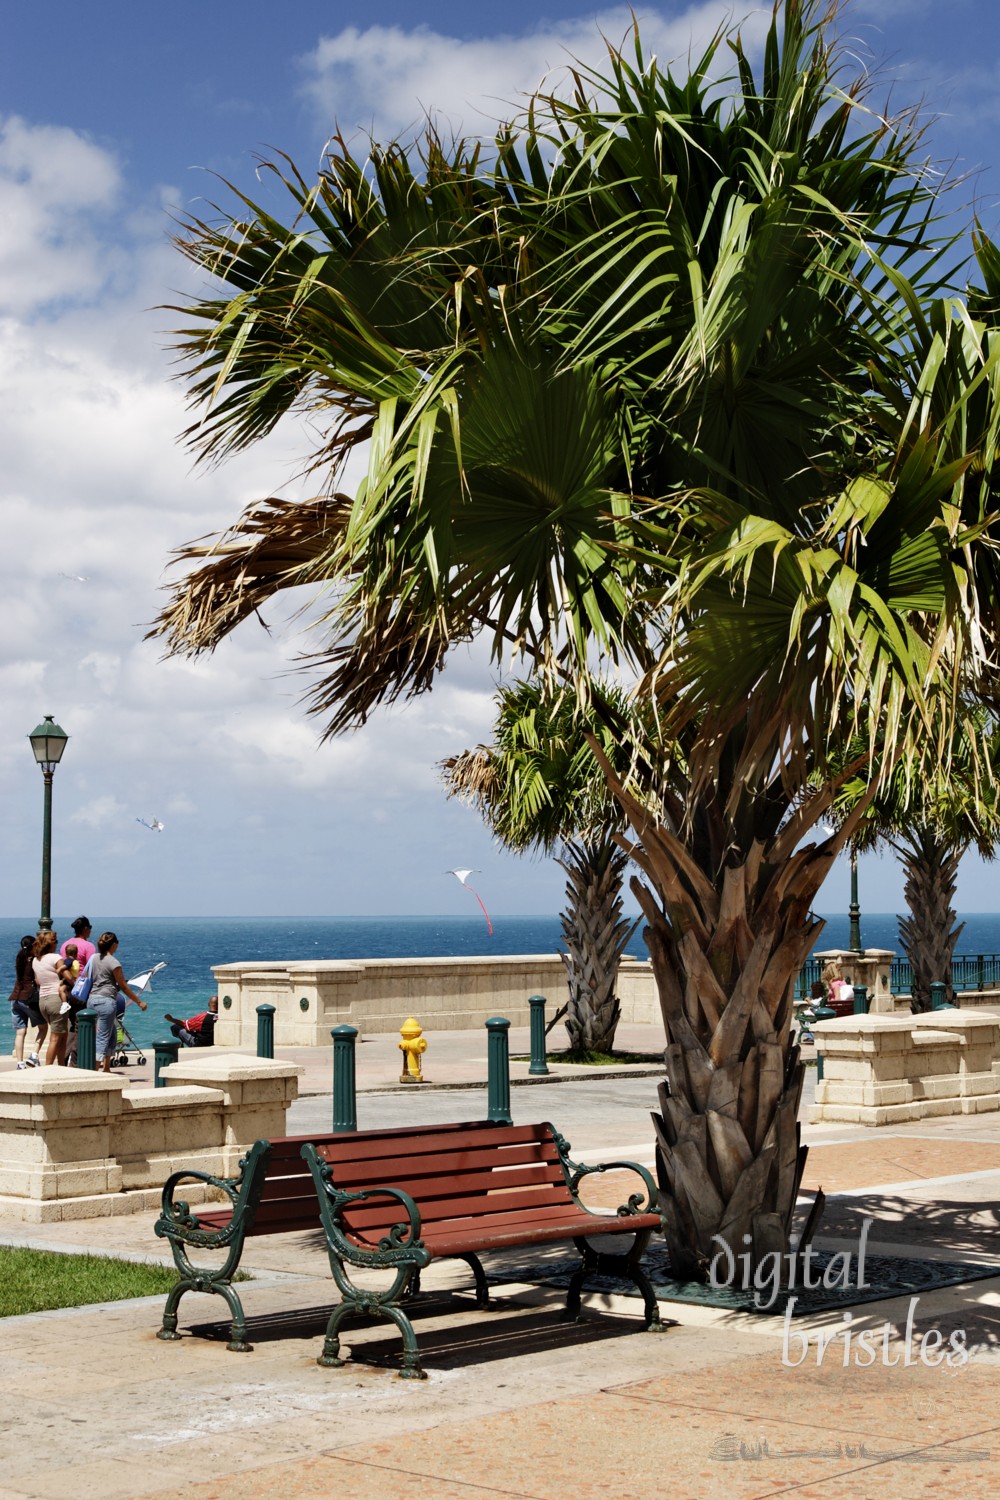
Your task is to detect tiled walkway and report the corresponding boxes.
[5,1033,1000,1499]
[799,1136,1000,1194]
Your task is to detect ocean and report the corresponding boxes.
[4,911,1000,1053]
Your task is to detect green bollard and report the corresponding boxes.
[809,998,835,1083]
[930,981,950,1010]
[528,995,549,1076]
[332,1025,358,1133]
[256,1003,275,1059]
[75,1010,96,1071]
[154,1039,180,1088]
[486,1016,512,1124]
[852,984,868,1015]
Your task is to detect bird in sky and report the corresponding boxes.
[446,868,493,935]
[58,572,88,582]
[136,817,165,832]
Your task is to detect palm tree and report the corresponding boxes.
[443,680,639,1056]
[833,721,1000,1010]
[150,1,1000,1277]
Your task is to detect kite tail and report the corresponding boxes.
[471,888,493,936]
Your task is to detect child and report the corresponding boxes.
[60,942,82,1066]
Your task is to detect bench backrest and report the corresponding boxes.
[237,1133,342,1236]
[312,1120,573,1247]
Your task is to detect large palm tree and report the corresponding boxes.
[151,1,1000,1277]
[443,680,639,1056]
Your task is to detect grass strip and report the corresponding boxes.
[0,1244,180,1318]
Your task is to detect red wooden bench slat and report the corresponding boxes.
[424,1209,663,1257]
[251,1199,322,1228]
[341,1174,571,1223]
[342,1183,588,1236]
[197,1203,320,1235]
[315,1122,551,1164]
[327,1141,562,1185]
[330,1163,567,1212]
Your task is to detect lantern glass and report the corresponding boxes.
[28,717,69,768]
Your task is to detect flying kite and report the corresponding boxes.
[136,817,165,832]
[446,868,493,935]
[126,961,168,993]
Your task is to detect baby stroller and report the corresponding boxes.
[109,962,166,1069]
[110,996,146,1068]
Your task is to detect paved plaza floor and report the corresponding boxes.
[3,1026,1000,1498]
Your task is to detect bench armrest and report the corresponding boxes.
[568,1158,659,1218]
[301,1143,431,1270]
[546,1126,660,1220]
[155,1140,271,1251]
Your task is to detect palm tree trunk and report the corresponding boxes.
[894,830,965,1012]
[626,825,836,1281]
[558,839,638,1055]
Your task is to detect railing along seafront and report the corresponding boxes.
[794,952,1000,1002]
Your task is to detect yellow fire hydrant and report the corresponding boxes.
[398,1016,427,1083]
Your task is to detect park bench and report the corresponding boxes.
[154,1119,666,1377]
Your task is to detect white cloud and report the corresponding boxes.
[299,5,770,144]
[4,23,758,917]
[70,793,128,829]
[0,116,122,315]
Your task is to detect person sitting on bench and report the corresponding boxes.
[165,995,218,1047]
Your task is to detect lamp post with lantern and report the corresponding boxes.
[28,717,69,932]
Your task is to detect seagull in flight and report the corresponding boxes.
[136,817,165,832]
[59,572,89,582]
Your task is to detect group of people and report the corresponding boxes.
[8,916,148,1071]
[9,917,220,1069]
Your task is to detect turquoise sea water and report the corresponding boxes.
[4,911,1000,1054]
[0,914,568,1053]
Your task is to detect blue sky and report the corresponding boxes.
[1,0,999,920]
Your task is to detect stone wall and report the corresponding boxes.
[810,1010,1000,1126]
[0,1054,301,1222]
[212,954,660,1047]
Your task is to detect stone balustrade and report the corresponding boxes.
[810,1010,1000,1125]
[211,953,659,1047]
[0,1054,301,1222]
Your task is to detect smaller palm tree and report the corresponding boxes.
[443,680,639,1056]
[830,716,1000,1009]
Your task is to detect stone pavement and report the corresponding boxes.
[3,1027,1000,1498]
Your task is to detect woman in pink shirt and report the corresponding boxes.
[59,916,95,968]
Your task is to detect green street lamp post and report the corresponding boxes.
[848,849,863,955]
[28,717,69,932]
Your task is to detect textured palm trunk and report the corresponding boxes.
[559,839,638,1055]
[895,830,965,1012]
[627,828,837,1281]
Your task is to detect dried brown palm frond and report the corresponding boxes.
[150,494,352,655]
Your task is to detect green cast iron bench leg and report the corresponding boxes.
[158,1275,253,1353]
[565,1231,666,1332]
